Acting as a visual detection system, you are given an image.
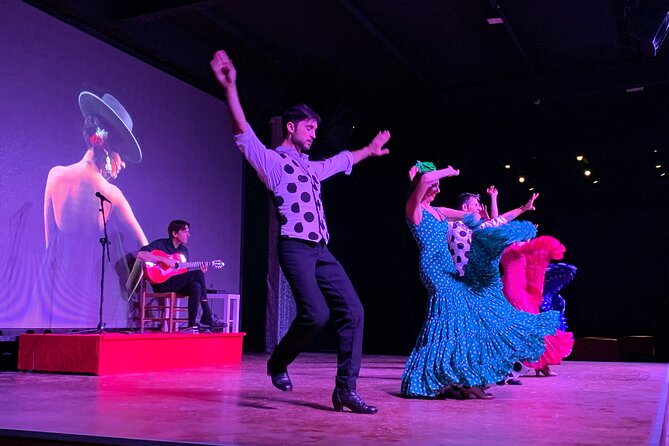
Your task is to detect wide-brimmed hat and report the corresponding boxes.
[78,91,142,163]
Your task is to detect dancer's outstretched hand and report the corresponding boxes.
[367,130,391,157]
[210,50,237,90]
[409,165,419,181]
[487,185,498,197]
[480,204,491,221]
[442,165,460,177]
[521,192,539,212]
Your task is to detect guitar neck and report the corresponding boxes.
[179,260,214,268]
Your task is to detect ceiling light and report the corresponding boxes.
[656,164,662,168]
[518,176,525,183]
[487,17,504,25]
[504,164,511,169]
[576,155,584,161]
[625,86,644,93]
[593,180,599,184]
[584,170,592,176]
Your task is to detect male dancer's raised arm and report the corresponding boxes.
[210,50,246,134]
[487,186,499,219]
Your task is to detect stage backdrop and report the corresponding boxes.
[0,1,242,329]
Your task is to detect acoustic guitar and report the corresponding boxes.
[143,249,224,284]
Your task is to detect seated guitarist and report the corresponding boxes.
[137,220,225,329]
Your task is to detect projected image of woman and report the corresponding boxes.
[35,92,148,327]
[44,92,147,248]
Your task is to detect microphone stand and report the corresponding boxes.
[76,194,133,335]
[75,194,111,335]
[97,195,111,331]
[82,195,111,334]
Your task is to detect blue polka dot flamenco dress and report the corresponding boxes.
[401,210,561,397]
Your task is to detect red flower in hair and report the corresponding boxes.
[89,127,108,148]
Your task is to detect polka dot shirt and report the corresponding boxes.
[234,125,353,243]
[447,217,507,276]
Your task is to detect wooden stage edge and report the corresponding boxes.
[0,354,666,446]
[17,332,245,374]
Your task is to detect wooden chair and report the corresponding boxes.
[128,260,190,333]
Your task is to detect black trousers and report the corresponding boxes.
[270,238,364,391]
[152,270,210,326]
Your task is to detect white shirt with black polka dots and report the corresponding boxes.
[234,125,353,243]
[447,216,507,276]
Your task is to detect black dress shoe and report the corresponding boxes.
[200,314,227,329]
[332,389,378,414]
[267,363,292,392]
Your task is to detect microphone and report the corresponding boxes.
[95,192,112,204]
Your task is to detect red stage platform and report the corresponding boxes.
[17,332,245,375]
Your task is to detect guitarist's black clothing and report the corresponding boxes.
[140,238,223,328]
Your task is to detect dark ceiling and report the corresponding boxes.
[26,0,669,109]
[26,0,669,207]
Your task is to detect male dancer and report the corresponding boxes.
[210,49,390,414]
[449,187,538,276]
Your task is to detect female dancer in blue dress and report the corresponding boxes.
[401,161,561,399]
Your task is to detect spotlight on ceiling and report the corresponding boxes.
[593,180,599,184]
[656,164,662,168]
[504,164,511,169]
[584,170,592,176]
[576,155,584,161]
[518,176,526,183]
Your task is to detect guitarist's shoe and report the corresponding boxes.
[200,314,227,329]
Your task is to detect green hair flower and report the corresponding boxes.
[414,160,436,173]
